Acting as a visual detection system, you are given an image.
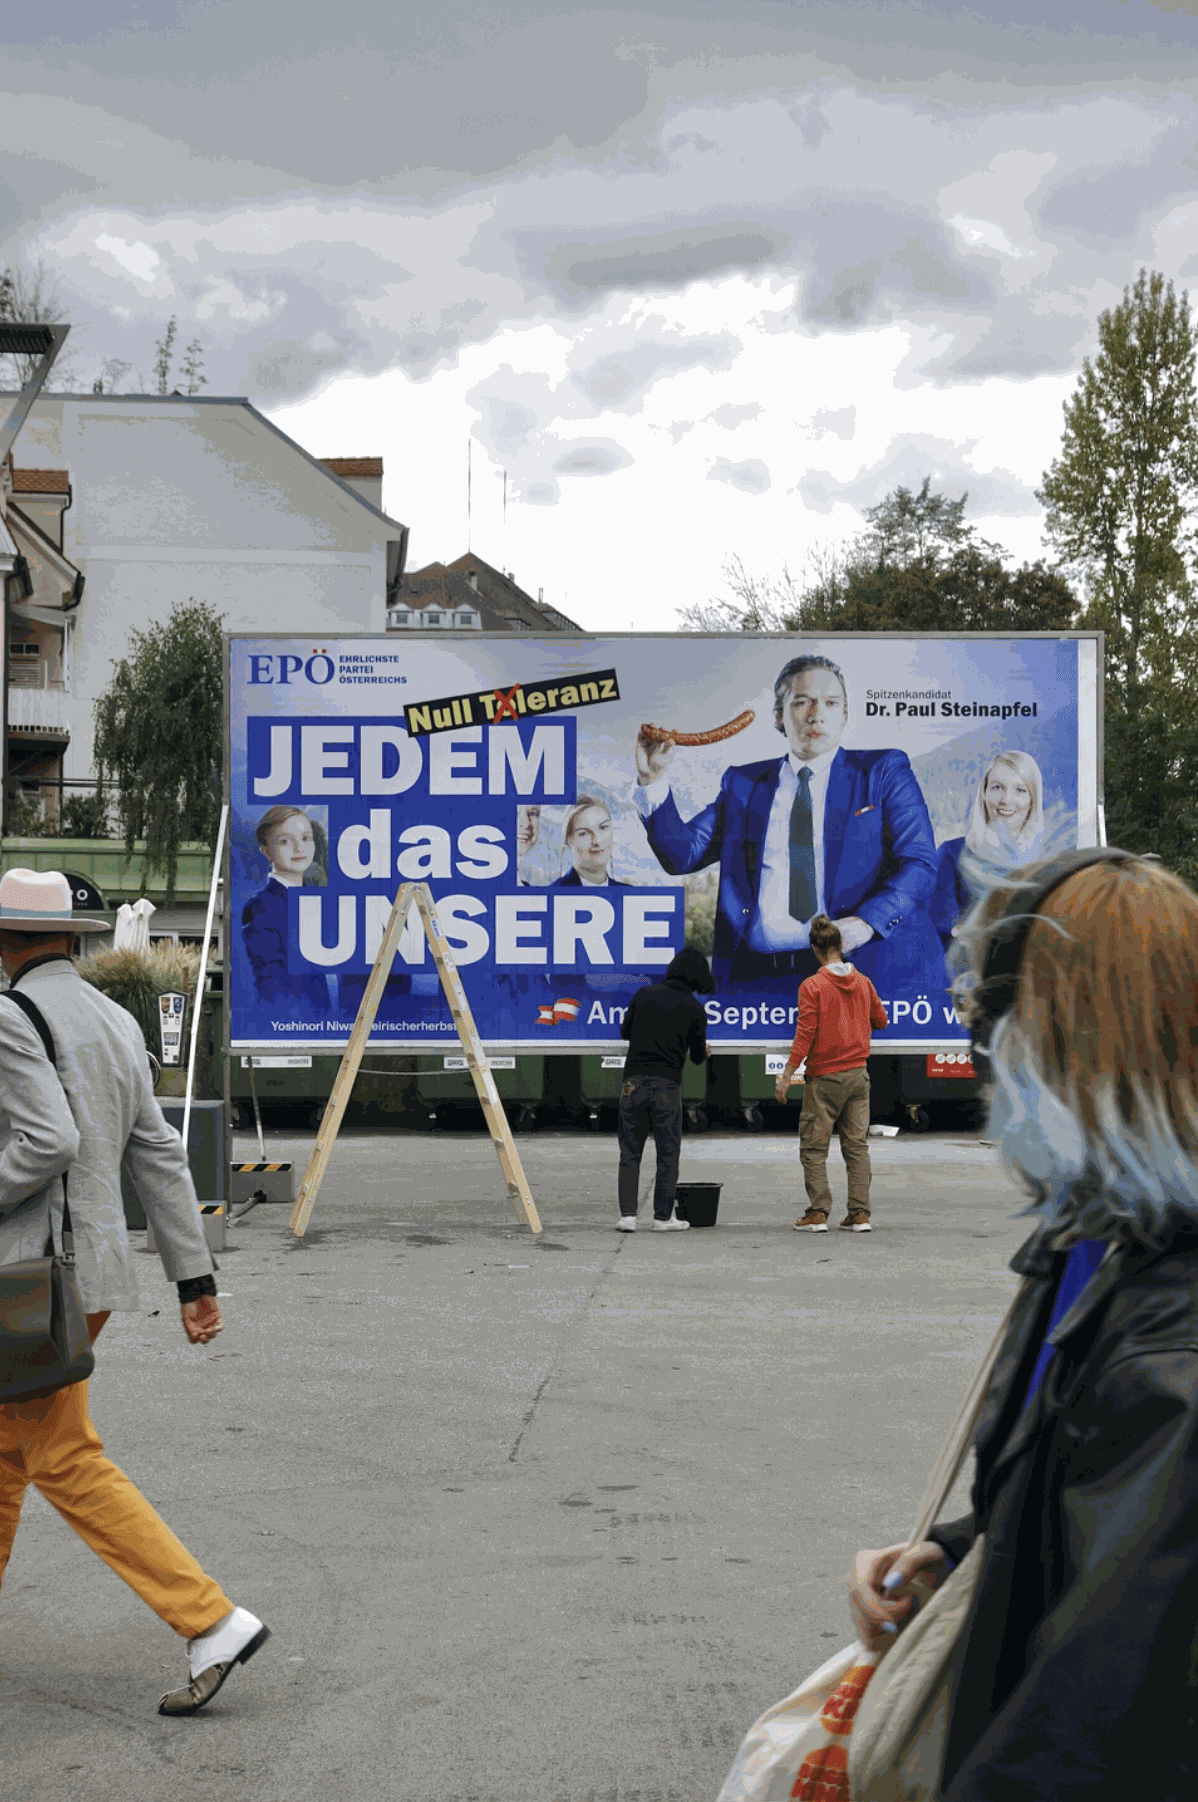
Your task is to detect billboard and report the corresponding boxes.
[226,633,1101,1051]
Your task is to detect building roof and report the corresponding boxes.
[11,468,70,494]
[444,552,582,631]
[321,457,383,478]
[396,563,514,631]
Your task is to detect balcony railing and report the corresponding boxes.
[7,686,70,735]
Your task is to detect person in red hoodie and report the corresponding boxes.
[774,913,888,1233]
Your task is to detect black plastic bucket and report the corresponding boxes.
[675,1182,721,1228]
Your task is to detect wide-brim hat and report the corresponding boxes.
[0,867,110,934]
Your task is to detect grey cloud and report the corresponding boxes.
[797,437,1039,520]
[553,442,633,477]
[811,406,856,439]
[573,336,740,406]
[241,339,347,396]
[482,397,539,457]
[7,8,1198,411]
[708,457,771,494]
[809,257,882,323]
[542,226,787,300]
[708,402,762,428]
[522,480,560,506]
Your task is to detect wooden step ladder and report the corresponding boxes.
[289,880,542,1239]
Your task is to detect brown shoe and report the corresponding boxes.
[794,1210,829,1233]
[839,1211,872,1233]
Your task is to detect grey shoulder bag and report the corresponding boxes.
[0,989,95,1404]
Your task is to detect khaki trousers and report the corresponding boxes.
[0,1312,232,1639]
[798,1067,872,1216]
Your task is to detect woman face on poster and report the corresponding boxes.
[565,801,614,882]
[258,806,316,883]
[967,751,1044,859]
[983,765,1033,835]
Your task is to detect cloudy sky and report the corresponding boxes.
[3,2,1198,628]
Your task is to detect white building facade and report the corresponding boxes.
[10,394,408,797]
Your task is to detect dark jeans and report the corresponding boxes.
[617,1076,683,1220]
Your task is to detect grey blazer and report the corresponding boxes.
[0,958,214,1312]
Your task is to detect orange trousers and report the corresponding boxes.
[0,1312,231,1638]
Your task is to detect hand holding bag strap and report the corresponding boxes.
[2,988,72,1243]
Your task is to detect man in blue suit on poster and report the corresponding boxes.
[633,653,946,999]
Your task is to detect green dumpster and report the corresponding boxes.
[579,1053,708,1131]
[415,1052,545,1131]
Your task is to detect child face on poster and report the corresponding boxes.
[258,807,316,884]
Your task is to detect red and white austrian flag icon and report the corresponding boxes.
[536,997,581,1026]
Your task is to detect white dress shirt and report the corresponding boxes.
[635,748,837,951]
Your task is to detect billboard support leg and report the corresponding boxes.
[288,881,541,1239]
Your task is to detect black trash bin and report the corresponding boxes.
[675,1182,721,1228]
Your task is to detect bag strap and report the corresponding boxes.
[2,989,73,1240]
[906,1278,1031,1548]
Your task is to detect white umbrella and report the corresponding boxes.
[113,896,156,952]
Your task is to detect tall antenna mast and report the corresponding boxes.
[467,438,472,550]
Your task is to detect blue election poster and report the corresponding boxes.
[227,633,1098,1050]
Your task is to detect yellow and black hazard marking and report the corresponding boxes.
[233,1162,293,1173]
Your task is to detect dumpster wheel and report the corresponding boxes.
[685,1105,709,1134]
[743,1104,764,1133]
[905,1104,931,1133]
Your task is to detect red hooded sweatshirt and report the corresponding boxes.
[786,962,888,1077]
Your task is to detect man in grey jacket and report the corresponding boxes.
[0,869,270,1715]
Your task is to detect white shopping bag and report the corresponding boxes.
[717,1640,881,1802]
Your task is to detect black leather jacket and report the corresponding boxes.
[930,1226,1198,1800]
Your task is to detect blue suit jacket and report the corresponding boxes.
[643,747,943,993]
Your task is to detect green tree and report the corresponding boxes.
[153,315,178,394]
[180,337,207,395]
[681,477,1077,634]
[1038,269,1198,695]
[92,599,224,902]
[1038,269,1198,877]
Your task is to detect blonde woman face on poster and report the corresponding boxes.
[965,751,1045,861]
[982,765,1033,835]
[565,802,614,881]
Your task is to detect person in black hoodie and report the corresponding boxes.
[616,946,714,1233]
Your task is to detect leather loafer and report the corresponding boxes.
[158,1606,271,1716]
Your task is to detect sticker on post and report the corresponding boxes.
[443,1055,515,1070]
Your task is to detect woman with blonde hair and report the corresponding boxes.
[930,749,1045,944]
[551,797,629,887]
[849,848,1198,1797]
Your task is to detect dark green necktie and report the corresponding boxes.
[789,766,817,921]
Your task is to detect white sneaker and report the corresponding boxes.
[616,1215,637,1231]
[653,1215,691,1232]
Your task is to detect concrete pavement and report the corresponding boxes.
[1,1120,1029,1802]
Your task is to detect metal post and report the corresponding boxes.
[182,803,228,1151]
